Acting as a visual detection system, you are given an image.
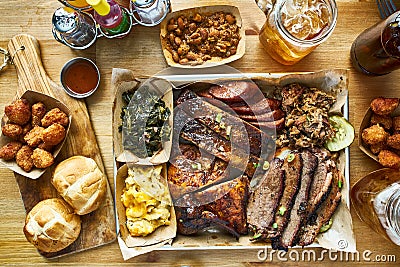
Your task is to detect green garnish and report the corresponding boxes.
[253,233,262,239]
[338,180,342,189]
[220,122,226,129]
[262,161,270,171]
[272,222,278,229]
[253,162,260,168]
[287,153,295,162]
[278,206,287,216]
[319,218,333,233]
[226,125,232,137]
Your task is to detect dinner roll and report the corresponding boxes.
[23,198,81,253]
[52,156,107,215]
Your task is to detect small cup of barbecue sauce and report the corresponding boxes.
[60,57,100,98]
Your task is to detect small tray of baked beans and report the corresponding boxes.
[160,5,245,68]
[0,90,71,179]
[359,97,400,168]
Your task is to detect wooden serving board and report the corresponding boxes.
[7,34,116,258]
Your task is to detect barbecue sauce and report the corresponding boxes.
[62,60,99,94]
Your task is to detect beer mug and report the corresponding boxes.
[130,0,170,26]
[52,7,98,50]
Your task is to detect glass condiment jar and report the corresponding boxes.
[259,0,338,65]
[350,11,400,76]
[351,169,400,246]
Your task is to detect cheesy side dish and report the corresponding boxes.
[121,165,171,237]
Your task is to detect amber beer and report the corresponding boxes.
[259,0,338,65]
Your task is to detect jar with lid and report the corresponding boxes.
[258,0,338,65]
[350,11,400,76]
[351,169,400,245]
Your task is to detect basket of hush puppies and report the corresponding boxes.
[0,91,71,179]
[359,97,400,169]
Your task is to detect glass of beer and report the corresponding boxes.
[259,0,338,65]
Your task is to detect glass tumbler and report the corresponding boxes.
[259,0,338,65]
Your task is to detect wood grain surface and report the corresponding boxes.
[1,0,400,266]
[7,34,116,258]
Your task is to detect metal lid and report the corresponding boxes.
[52,7,79,33]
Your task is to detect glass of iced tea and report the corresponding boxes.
[259,0,338,65]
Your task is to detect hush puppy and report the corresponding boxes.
[42,123,65,146]
[2,123,23,139]
[0,141,23,160]
[31,102,47,126]
[41,108,69,127]
[32,148,54,169]
[370,97,399,116]
[370,114,393,130]
[4,98,31,125]
[378,150,400,169]
[393,116,400,133]
[24,126,44,147]
[370,142,387,155]
[362,124,389,145]
[16,145,34,172]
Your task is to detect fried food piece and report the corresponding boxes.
[16,145,34,172]
[37,142,54,152]
[31,102,47,126]
[24,126,44,147]
[370,114,393,130]
[42,123,66,146]
[362,124,389,145]
[32,148,54,169]
[0,141,23,160]
[4,98,31,125]
[370,142,387,155]
[371,97,399,116]
[2,123,23,139]
[387,134,400,150]
[41,108,69,127]
[393,116,400,132]
[378,150,400,169]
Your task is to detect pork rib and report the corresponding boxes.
[247,158,285,239]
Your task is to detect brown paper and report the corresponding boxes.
[160,5,246,68]
[0,90,71,179]
[115,164,177,255]
[112,68,355,254]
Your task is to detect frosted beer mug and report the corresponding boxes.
[259,0,338,65]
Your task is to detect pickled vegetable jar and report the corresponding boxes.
[351,169,400,245]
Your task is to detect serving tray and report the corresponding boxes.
[112,68,355,253]
[8,34,116,258]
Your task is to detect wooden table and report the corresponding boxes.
[0,0,399,265]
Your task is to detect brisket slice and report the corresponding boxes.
[296,166,342,246]
[266,152,303,239]
[273,150,318,250]
[246,158,285,238]
[307,159,335,216]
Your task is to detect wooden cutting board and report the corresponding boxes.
[7,34,116,258]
